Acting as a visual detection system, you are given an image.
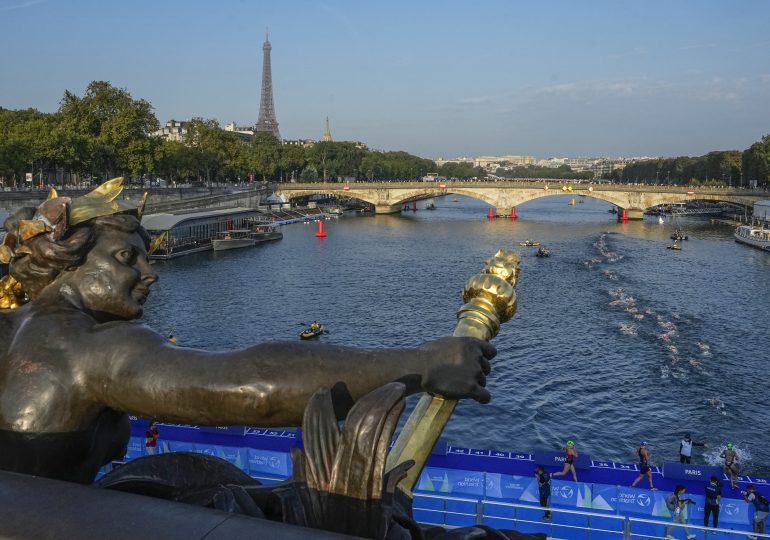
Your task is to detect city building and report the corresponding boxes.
[434,155,535,169]
[152,119,189,142]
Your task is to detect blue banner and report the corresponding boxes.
[592,483,618,512]
[416,467,486,497]
[551,480,593,509]
[532,449,592,470]
[125,436,145,459]
[486,473,538,502]
[615,486,662,516]
[213,445,248,469]
[247,448,292,478]
[717,498,750,525]
[662,461,722,482]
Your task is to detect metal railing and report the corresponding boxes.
[412,492,627,538]
[628,516,770,540]
[481,499,626,539]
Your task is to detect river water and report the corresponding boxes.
[143,194,770,475]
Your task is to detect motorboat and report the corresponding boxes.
[667,240,682,251]
[425,203,436,210]
[299,325,324,340]
[670,229,689,241]
[250,224,283,244]
[535,246,551,257]
[608,207,618,214]
[212,230,256,251]
[519,240,540,247]
[734,223,770,251]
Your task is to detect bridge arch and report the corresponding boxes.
[274,182,765,218]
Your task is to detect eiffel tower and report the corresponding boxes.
[255,31,281,140]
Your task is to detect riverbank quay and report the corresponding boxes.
[114,420,764,538]
[0,185,268,215]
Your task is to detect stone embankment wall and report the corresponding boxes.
[0,187,267,216]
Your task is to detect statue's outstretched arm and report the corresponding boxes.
[88,324,494,427]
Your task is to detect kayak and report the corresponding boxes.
[299,325,324,340]
[519,241,540,247]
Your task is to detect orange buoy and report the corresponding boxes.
[315,220,327,238]
[511,207,517,220]
[620,208,628,223]
[488,207,495,219]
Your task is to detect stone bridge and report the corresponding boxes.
[276,181,764,219]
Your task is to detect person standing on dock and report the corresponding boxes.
[535,465,552,520]
[630,441,657,490]
[145,421,159,455]
[704,475,722,528]
[742,484,769,538]
[665,485,696,539]
[552,440,578,482]
[679,433,706,464]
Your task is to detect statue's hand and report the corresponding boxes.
[419,337,496,403]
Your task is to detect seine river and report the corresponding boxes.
[143,194,770,475]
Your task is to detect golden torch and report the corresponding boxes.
[386,249,521,497]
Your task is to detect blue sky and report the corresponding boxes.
[1,0,769,159]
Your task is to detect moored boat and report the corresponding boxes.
[734,223,770,251]
[519,240,540,247]
[670,228,689,241]
[535,246,551,257]
[250,223,283,244]
[212,230,256,251]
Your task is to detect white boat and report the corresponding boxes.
[250,224,283,244]
[734,223,770,251]
[212,230,256,251]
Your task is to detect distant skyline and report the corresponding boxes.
[1,0,769,159]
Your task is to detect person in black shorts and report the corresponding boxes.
[704,475,722,527]
[552,440,578,482]
[535,465,552,520]
[631,441,656,490]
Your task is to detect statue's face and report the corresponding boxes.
[67,228,158,320]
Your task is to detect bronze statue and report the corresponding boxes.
[0,179,495,485]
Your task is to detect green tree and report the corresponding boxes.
[248,132,281,181]
[742,135,770,187]
[279,144,308,182]
[58,81,160,179]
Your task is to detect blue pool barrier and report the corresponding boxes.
[532,449,592,470]
[663,461,723,482]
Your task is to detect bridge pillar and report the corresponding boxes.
[626,209,644,220]
[375,204,401,214]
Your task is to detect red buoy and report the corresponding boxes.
[620,208,628,223]
[412,201,418,212]
[511,207,517,220]
[488,207,495,219]
[315,220,327,238]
